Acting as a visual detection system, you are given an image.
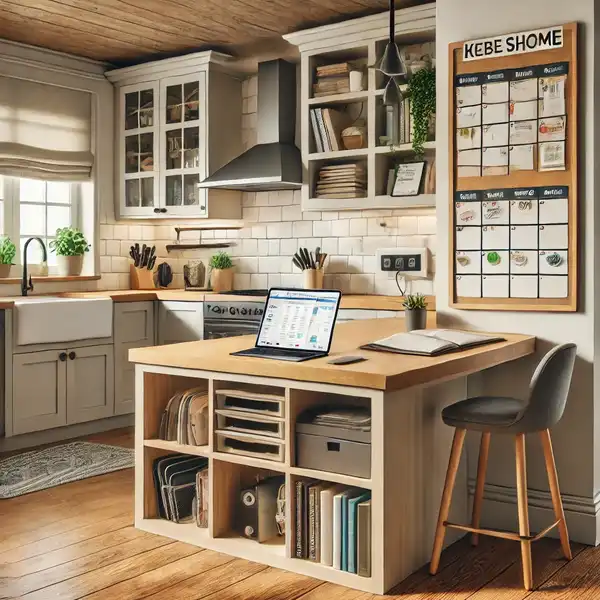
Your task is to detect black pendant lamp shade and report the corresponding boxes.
[375,0,407,78]
[382,77,404,106]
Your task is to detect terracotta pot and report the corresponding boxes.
[56,254,84,277]
[404,308,427,332]
[0,264,11,278]
[210,268,234,293]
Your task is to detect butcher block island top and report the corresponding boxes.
[130,318,535,391]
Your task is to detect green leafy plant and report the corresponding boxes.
[407,66,436,156]
[402,293,427,310]
[0,236,16,265]
[49,227,90,256]
[209,251,233,270]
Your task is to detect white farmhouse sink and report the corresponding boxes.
[13,297,113,345]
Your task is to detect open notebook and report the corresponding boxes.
[360,329,505,357]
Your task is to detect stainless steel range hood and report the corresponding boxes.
[199,59,301,192]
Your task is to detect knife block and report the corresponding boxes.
[130,264,156,290]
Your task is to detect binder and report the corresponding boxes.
[357,499,372,577]
[348,492,371,573]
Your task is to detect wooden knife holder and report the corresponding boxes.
[130,264,156,290]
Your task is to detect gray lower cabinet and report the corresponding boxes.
[158,301,203,345]
[12,344,114,434]
[114,302,155,416]
[66,344,114,425]
[12,350,67,435]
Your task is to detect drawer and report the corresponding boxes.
[215,409,285,439]
[215,430,285,462]
[296,432,371,479]
[216,389,285,418]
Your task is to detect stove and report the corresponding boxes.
[220,289,268,297]
[203,299,265,340]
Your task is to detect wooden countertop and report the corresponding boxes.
[0,290,436,312]
[130,318,535,391]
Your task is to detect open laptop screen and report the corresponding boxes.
[256,289,341,352]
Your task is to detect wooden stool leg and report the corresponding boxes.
[430,428,466,575]
[540,429,572,560]
[515,433,533,591]
[471,432,491,546]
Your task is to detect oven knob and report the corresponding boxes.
[241,307,248,315]
[229,307,236,315]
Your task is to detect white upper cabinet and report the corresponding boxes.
[107,52,243,220]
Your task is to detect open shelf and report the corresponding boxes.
[304,194,436,212]
[308,90,370,106]
[290,466,372,489]
[212,450,284,470]
[143,438,210,457]
[374,142,436,154]
[308,148,368,161]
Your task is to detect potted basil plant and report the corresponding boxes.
[0,236,16,278]
[49,227,90,276]
[403,293,428,332]
[209,251,234,293]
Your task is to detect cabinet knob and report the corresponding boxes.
[68,351,76,360]
[153,208,160,213]
[59,352,67,362]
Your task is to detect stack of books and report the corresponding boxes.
[309,107,351,153]
[313,62,353,97]
[295,479,371,577]
[315,163,366,199]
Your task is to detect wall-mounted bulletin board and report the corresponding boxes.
[449,23,578,311]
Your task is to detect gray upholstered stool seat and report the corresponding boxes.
[442,396,527,432]
[430,343,577,591]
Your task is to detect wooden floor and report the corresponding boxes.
[0,428,595,600]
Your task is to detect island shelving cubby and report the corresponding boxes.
[284,3,436,213]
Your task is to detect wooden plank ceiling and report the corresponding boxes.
[0,0,427,66]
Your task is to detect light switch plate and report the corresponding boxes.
[376,247,429,278]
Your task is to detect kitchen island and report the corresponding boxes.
[130,318,535,594]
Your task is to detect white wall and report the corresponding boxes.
[437,0,599,543]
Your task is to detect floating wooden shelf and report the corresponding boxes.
[166,242,231,251]
[308,148,368,161]
[374,141,436,154]
[304,194,436,212]
[308,90,369,105]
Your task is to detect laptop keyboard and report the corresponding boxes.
[251,347,316,357]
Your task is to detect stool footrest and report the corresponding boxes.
[444,519,560,542]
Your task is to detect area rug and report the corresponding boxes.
[0,441,134,499]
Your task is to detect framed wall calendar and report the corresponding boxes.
[449,23,578,311]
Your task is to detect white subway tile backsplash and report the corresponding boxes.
[267,222,292,238]
[258,256,281,273]
[280,238,297,255]
[349,218,368,236]
[268,273,282,287]
[302,211,321,221]
[251,225,267,239]
[113,224,129,240]
[241,239,258,255]
[259,206,282,222]
[321,237,338,255]
[242,192,256,206]
[338,237,363,255]
[128,225,142,239]
[106,240,120,256]
[281,273,303,287]
[418,215,437,235]
[250,273,268,288]
[313,221,332,237]
[350,273,374,294]
[267,240,280,256]
[257,240,269,256]
[255,192,270,206]
[234,274,251,289]
[282,204,302,222]
[293,221,312,238]
[321,212,339,221]
[331,220,350,237]
[347,256,363,273]
[327,256,348,274]
[362,236,396,255]
[396,216,419,235]
[242,207,259,222]
[237,257,259,273]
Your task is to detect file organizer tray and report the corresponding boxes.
[216,389,285,417]
[215,430,285,462]
[215,408,285,439]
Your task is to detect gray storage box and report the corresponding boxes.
[296,420,371,479]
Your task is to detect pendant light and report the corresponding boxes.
[374,0,407,106]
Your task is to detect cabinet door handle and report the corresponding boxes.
[160,208,168,213]
[153,207,160,213]
[59,352,67,362]
[68,351,76,360]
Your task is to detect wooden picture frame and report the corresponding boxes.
[448,23,578,312]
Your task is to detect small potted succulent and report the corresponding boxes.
[0,236,16,278]
[49,227,90,276]
[209,251,234,293]
[402,293,428,332]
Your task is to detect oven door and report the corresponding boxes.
[203,319,260,340]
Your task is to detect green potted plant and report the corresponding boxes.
[406,66,436,157]
[0,236,16,278]
[209,251,234,293]
[49,227,90,276]
[402,293,428,332]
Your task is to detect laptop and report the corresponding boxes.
[231,288,342,362]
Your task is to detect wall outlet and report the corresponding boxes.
[376,247,429,278]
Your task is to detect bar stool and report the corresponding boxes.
[429,343,576,590]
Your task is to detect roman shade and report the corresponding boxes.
[0,76,93,181]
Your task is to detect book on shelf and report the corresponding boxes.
[315,161,366,199]
[357,499,372,577]
[316,191,366,199]
[316,62,354,77]
[295,478,316,559]
[310,110,324,153]
[348,492,371,574]
[361,329,505,357]
[310,108,352,153]
[320,484,345,567]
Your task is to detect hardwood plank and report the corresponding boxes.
[142,557,267,600]
[469,539,586,599]
[198,567,323,600]
[82,550,234,600]
[13,542,201,600]
[527,544,600,599]
[0,526,146,577]
[0,514,132,566]
[0,533,170,597]
[296,583,371,600]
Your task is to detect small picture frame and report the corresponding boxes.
[391,161,426,197]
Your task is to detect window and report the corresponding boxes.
[0,176,80,268]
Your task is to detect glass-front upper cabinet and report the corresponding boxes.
[160,73,207,217]
[120,82,159,217]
